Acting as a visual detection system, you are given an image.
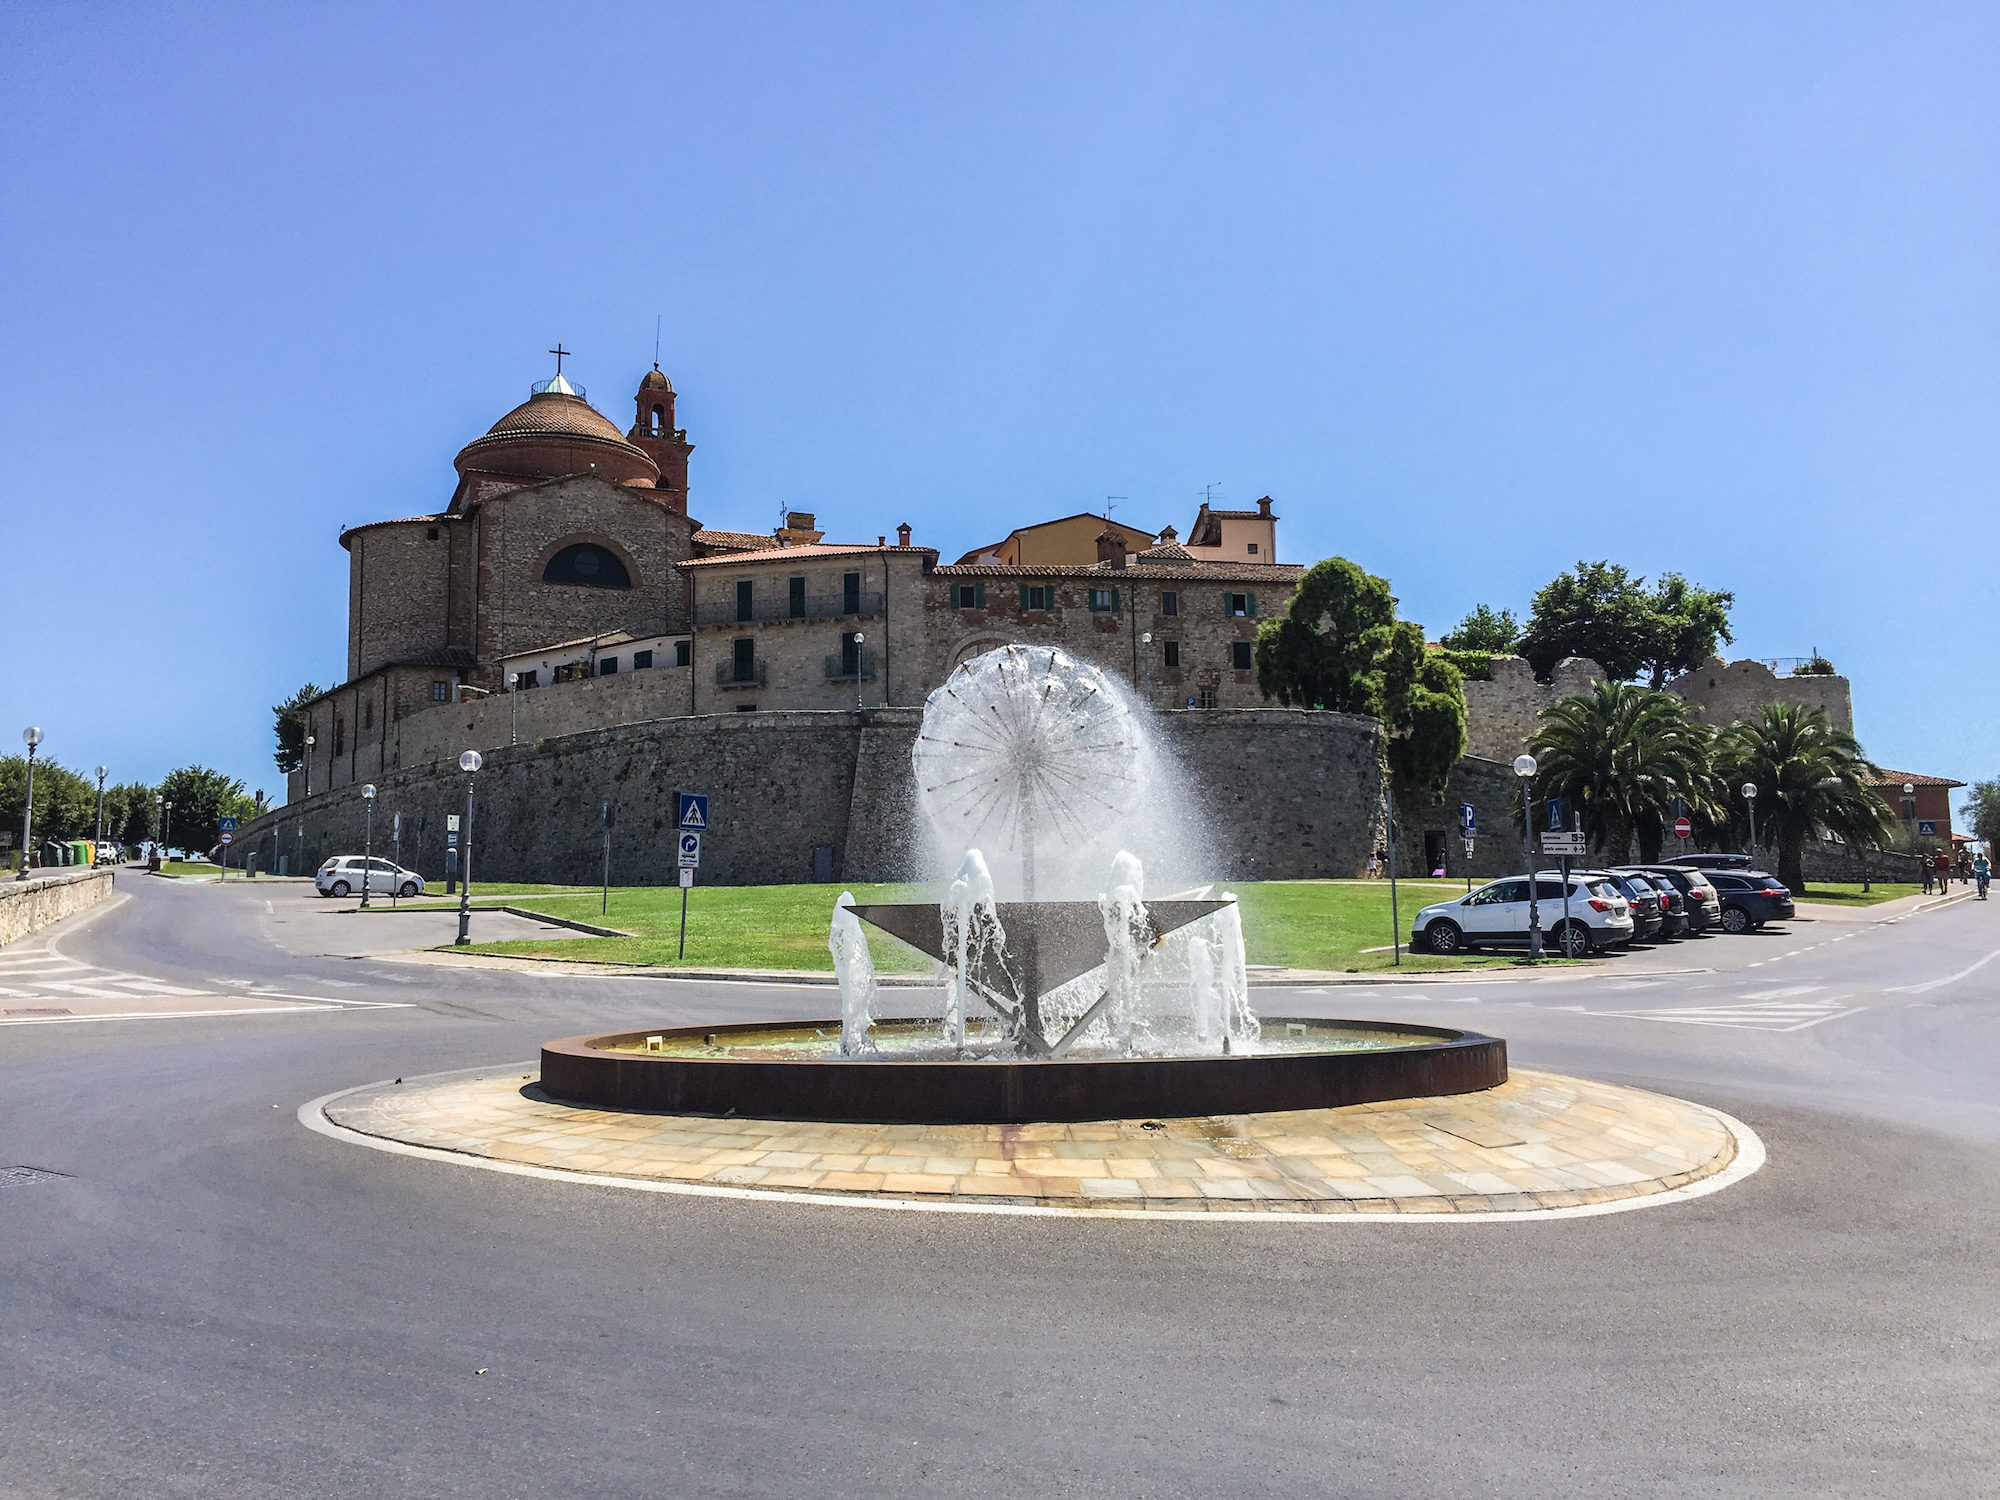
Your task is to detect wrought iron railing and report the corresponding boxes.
[714,661,767,688]
[694,593,884,628]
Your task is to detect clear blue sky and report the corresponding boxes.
[4,3,1995,818]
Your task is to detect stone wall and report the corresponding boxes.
[1461,656,1605,760]
[1393,756,1525,882]
[246,706,1390,889]
[0,868,114,947]
[1666,656,1854,737]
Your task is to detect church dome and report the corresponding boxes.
[454,386,659,487]
[640,365,674,392]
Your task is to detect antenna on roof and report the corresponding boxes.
[1202,482,1224,506]
[1105,495,1125,524]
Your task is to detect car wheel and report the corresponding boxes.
[1719,904,1750,934]
[1554,921,1592,958]
[399,882,418,898]
[330,880,350,898]
[1425,919,1463,955]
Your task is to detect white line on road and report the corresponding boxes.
[1887,945,2000,995]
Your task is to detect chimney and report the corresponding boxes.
[896,522,912,547]
[1256,495,1274,518]
[1096,526,1127,568]
[1158,524,1178,543]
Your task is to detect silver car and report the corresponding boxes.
[1412,873,1632,957]
[316,855,425,899]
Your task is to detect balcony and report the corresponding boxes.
[695,592,885,628]
[714,661,767,688]
[824,648,877,682]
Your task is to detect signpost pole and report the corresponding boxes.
[392,813,402,907]
[1384,791,1400,966]
[601,802,613,918]
[679,877,690,959]
[675,793,708,961]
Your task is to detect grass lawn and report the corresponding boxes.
[454,877,1541,974]
[1794,882,1923,907]
[160,860,223,878]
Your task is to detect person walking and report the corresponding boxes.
[1934,848,1951,891]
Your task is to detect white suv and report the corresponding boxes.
[1413,873,1632,956]
[316,855,425,899]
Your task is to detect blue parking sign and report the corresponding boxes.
[1459,803,1476,835]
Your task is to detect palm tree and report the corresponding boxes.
[1527,682,1719,862]
[1717,702,1892,893]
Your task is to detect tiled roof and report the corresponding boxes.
[482,390,628,444]
[1867,769,1966,789]
[932,559,1301,581]
[689,530,783,553]
[499,631,640,658]
[680,543,939,568]
[1200,508,1269,519]
[1137,542,1193,560]
[339,514,449,545]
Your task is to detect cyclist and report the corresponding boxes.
[1976,853,1991,901]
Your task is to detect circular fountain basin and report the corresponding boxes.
[541,1018,1507,1124]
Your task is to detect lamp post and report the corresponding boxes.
[303,733,314,799]
[1742,782,1759,857]
[162,800,173,863]
[1140,632,1153,705]
[852,632,865,711]
[93,765,107,856]
[1514,753,1542,960]
[508,673,519,745]
[359,784,377,907]
[16,727,41,880]
[454,750,482,945]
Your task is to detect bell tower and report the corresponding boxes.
[628,365,693,514]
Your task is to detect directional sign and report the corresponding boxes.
[219,817,238,833]
[1540,831,1586,855]
[678,867,694,889]
[1672,816,1693,838]
[1459,802,1476,835]
[678,794,709,831]
[678,831,702,867]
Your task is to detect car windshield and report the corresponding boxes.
[1588,879,1622,899]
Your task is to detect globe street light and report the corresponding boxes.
[1513,753,1543,959]
[508,673,519,745]
[455,750,483,946]
[1140,631,1153,702]
[16,727,42,880]
[93,765,108,859]
[852,632,865,711]
[1741,782,1759,855]
[359,784,377,907]
[162,799,173,863]
[303,733,315,799]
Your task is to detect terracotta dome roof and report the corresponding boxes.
[640,365,674,392]
[454,388,660,487]
[482,390,630,444]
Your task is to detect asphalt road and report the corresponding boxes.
[2,874,1997,1498]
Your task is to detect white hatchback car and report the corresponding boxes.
[316,855,425,899]
[1412,874,1632,957]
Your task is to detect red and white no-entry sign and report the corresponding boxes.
[1672,816,1692,838]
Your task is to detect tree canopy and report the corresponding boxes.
[273,683,325,774]
[1515,561,1734,686]
[1254,557,1466,798]
[1526,682,1720,863]
[156,766,259,857]
[1964,780,2000,855]
[1439,604,1519,654]
[1715,702,1890,893]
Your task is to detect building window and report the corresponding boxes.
[363,701,373,731]
[841,632,861,677]
[633,650,653,670]
[736,579,754,622]
[431,680,450,702]
[1161,591,1179,616]
[1199,689,1218,709]
[599,656,618,675]
[543,543,631,589]
[674,640,691,667]
[1088,588,1121,612]
[789,576,807,619]
[842,571,862,615]
[952,583,986,609]
[1163,641,1181,669]
[732,637,756,682]
[735,704,758,712]
[1246,541,1258,555]
[1232,641,1253,670]
[517,670,538,689]
[333,718,346,756]
[1019,584,1052,611]
[426,527,439,541]
[1224,592,1256,617]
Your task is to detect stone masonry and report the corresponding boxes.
[1665,656,1854,737]
[1459,655,1606,762]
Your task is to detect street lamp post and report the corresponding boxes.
[454,750,482,946]
[93,765,107,856]
[303,734,315,799]
[162,800,173,863]
[1742,782,1759,857]
[852,633,865,711]
[359,784,377,907]
[16,728,42,880]
[508,673,519,745]
[1514,753,1542,960]
[1140,632,1153,705]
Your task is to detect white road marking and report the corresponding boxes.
[1887,945,2000,995]
[1595,997,1865,1032]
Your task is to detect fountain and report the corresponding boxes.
[543,645,1505,1122]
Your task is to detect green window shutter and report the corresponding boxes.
[1246,592,1256,617]
[1223,592,1233,615]
[1020,584,1030,610]
[1111,588,1120,612]
[975,583,985,608]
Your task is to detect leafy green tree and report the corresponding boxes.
[273,683,326,774]
[104,781,157,847]
[156,766,258,857]
[1964,780,2000,855]
[1254,557,1467,798]
[1439,605,1519,653]
[1715,703,1892,893]
[0,755,101,851]
[1527,683,1720,862]
[1518,562,1735,685]
[1640,573,1736,688]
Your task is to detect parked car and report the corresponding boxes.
[1627,864,1720,933]
[1665,853,1755,871]
[1619,869,1687,939]
[1594,870,1665,942]
[96,843,122,865]
[316,855,425,899]
[1704,870,1794,932]
[1413,874,1633,957]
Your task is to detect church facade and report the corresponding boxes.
[293,359,1302,801]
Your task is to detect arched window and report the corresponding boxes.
[650,404,665,433]
[543,543,632,589]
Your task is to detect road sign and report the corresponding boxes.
[218,832,233,845]
[447,814,460,832]
[447,832,459,848]
[1459,802,1476,835]
[678,794,709,831]
[1545,798,1566,833]
[678,831,702,867]
[1540,831,1586,855]
[1917,819,1939,837]
[1672,816,1692,838]
[678,867,694,889]
[602,801,616,828]
[219,817,238,833]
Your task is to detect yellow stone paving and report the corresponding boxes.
[323,1067,1739,1215]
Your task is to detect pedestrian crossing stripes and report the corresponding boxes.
[1595,990,1864,1032]
[0,945,409,1023]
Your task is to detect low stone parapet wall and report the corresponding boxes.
[0,868,115,947]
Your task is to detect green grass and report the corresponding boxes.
[1794,882,1923,907]
[160,859,223,878]
[455,877,1542,974]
